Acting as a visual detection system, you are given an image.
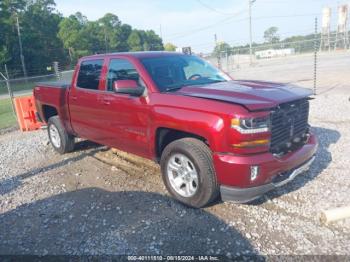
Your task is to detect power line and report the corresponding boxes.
[254,13,320,20]
[165,12,321,41]
[196,0,247,16]
[165,5,249,40]
[167,7,340,40]
[166,16,247,41]
[249,0,256,65]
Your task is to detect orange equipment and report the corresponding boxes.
[13,96,42,132]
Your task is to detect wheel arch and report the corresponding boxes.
[41,104,58,122]
[155,127,210,162]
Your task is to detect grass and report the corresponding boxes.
[0,70,73,95]
[0,74,56,95]
[0,70,74,129]
[0,98,17,129]
[0,81,33,95]
[0,78,32,95]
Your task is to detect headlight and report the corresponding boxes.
[231,115,270,134]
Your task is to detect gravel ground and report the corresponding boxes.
[1,59,350,257]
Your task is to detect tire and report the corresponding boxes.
[47,116,75,154]
[160,138,219,208]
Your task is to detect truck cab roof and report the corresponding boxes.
[82,51,185,60]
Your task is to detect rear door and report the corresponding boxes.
[68,59,107,142]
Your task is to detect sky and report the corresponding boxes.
[54,0,349,53]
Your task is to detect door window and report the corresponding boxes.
[106,59,140,91]
[77,59,104,90]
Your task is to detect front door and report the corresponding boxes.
[97,58,151,158]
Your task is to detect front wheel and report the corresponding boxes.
[48,116,75,154]
[160,138,219,208]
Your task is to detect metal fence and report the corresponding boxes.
[0,68,74,129]
[1,36,349,129]
[205,37,349,95]
[0,69,74,97]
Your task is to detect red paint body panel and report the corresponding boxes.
[33,52,318,189]
[177,80,313,111]
[33,84,73,133]
[213,134,317,187]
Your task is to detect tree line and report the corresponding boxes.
[0,0,168,78]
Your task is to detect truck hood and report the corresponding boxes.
[176,80,313,111]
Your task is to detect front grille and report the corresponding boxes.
[270,98,310,154]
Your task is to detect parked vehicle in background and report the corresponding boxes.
[33,51,317,208]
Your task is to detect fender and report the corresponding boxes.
[33,84,74,134]
[147,93,248,157]
[151,105,226,153]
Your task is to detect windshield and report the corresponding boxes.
[140,55,230,92]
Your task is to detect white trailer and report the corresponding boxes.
[255,48,295,59]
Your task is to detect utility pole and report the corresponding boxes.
[214,34,221,69]
[159,24,163,40]
[313,17,318,95]
[15,14,27,79]
[226,48,229,72]
[99,23,108,53]
[1,66,17,120]
[249,0,256,65]
[104,26,108,53]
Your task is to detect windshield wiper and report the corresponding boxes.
[206,79,227,84]
[164,82,203,92]
[163,79,227,93]
[164,86,184,92]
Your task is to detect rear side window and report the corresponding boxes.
[106,59,140,91]
[77,59,103,90]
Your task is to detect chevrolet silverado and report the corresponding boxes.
[34,52,318,208]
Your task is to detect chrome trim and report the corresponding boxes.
[273,156,315,188]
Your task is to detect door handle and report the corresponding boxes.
[71,96,77,101]
[102,99,111,105]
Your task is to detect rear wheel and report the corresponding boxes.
[160,138,219,208]
[48,116,75,154]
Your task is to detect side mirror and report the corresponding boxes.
[113,80,144,96]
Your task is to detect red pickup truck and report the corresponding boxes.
[34,52,317,208]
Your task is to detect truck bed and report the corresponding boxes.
[34,81,71,128]
[36,81,70,89]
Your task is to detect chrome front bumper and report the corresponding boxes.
[272,156,315,188]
